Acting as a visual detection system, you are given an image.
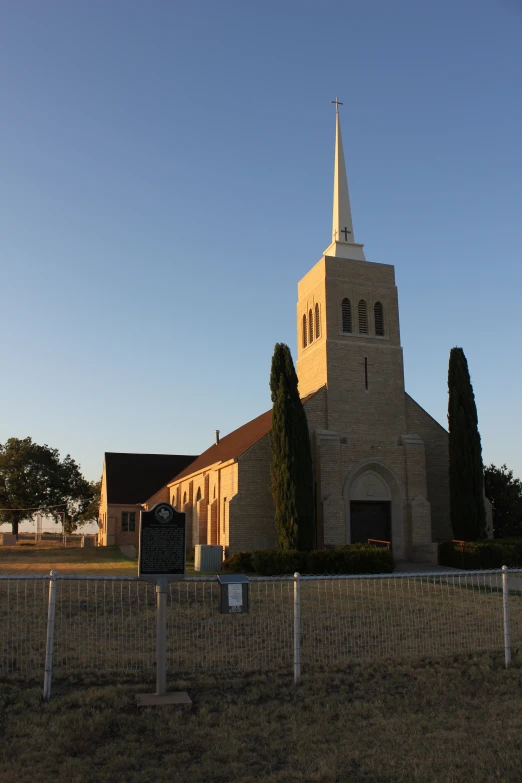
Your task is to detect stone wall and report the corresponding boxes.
[405,394,452,541]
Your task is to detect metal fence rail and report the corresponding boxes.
[1,568,521,697]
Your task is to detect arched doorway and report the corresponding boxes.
[343,462,405,559]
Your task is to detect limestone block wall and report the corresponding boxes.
[218,463,238,550]
[105,503,141,548]
[325,341,408,438]
[98,465,108,545]
[207,499,218,544]
[315,434,414,558]
[232,435,277,555]
[405,394,452,541]
[145,485,169,509]
[195,498,208,545]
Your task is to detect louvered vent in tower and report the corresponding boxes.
[302,314,307,347]
[374,302,384,336]
[315,303,320,338]
[358,300,368,333]
[309,309,313,343]
[342,298,352,333]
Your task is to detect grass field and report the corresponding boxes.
[0,545,205,576]
[0,545,138,576]
[1,653,522,783]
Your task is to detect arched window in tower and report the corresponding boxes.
[302,314,307,347]
[183,491,187,505]
[315,303,320,338]
[308,309,313,343]
[358,300,368,333]
[374,301,384,336]
[195,487,201,502]
[342,298,352,333]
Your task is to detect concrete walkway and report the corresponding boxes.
[394,561,457,573]
[394,561,522,592]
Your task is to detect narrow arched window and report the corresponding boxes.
[342,298,352,333]
[183,491,187,505]
[309,309,313,343]
[315,303,320,338]
[195,487,201,502]
[358,300,368,333]
[374,301,384,336]
[302,314,307,347]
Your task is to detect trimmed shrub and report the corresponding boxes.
[439,540,522,569]
[221,551,254,573]
[242,545,395,576]
[251,549,307,576]
[307,544,394,575]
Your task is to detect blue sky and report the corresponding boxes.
[1,0,521,488]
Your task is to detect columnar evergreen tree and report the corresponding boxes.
[269,343,315,551]
[448,347,486,540]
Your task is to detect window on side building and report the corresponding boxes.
[122,512,136,533]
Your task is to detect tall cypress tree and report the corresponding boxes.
[269,343,315,551]
[448,347,486,540]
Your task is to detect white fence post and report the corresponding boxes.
[43,569,57,700]
[294,572,301,685]
[155,580,167,696]
[502,565,511,669]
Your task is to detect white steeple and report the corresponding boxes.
[323,98,366,261]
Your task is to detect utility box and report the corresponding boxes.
[195,545,223,573]
[81,536,95,548]
[217,574,249,614]
[0,534,17,546]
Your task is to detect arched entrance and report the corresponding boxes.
[343,462,405,559]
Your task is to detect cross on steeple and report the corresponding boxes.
[330,97,343,113]
[341,226,351,240]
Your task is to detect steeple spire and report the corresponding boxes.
[323,98,366,261]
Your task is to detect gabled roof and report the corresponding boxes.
[105,452,197,504]
[171,389,321,484]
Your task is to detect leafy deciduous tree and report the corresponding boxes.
[484,464,522,539]
[0,437,92,536]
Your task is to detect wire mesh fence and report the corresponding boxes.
[1,569,521,691]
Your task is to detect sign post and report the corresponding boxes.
[137,502,192,707]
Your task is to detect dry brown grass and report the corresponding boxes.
[2,574,522,681]
[0,545,138,576]
[1,654,522,783]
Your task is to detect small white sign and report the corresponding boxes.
[228,584,243,607]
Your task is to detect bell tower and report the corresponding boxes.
[296,100,408,440]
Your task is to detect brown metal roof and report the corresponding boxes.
[105,452,197,504]
[171,390,320,484]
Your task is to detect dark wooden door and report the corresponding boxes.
[350,501,391,545]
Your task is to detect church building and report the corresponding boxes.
[139,102,453,563]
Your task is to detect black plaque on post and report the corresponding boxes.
[139,503,186,581]
[136,502,191,707]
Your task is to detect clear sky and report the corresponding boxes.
[1,0,521,488]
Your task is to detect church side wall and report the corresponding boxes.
[145,485,170,509]
[228,435,277,555]
[106,503,142,548]
[304,386,327,434]
[98,463,108,545]
[405,394,452,541]
[220,463,238,551]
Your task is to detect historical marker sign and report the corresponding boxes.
[136,502,191,706]
[139,503,186,579]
